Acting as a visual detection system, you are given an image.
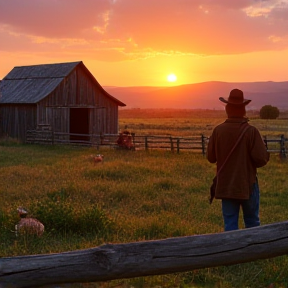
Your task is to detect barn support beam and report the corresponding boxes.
[1,221,288,288]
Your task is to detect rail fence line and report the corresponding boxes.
[2,221,288,288]
[26,130,287,158]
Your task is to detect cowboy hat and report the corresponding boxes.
[219,89,251,105]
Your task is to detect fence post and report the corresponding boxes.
[51,130,54,145]
[170,137,174,152]
[100,133,104,145]
[280,134,286,160]
[131,132,135,146]
[177,138,180,154]
[201,134,206,156]
[263,135,268,150]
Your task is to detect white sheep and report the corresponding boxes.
[15,207,44,237]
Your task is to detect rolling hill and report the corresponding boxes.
[105,81,288,110]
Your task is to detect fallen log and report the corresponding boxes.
[1,221,288,288]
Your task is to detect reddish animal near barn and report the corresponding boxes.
[116,130,135,150]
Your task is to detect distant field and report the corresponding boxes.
[1,109,288,288]
[119,108,288,138]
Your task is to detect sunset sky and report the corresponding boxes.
[0,0,288,87]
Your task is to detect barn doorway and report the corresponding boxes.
[70,108,90,142]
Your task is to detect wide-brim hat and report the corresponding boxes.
[219,89,251,105]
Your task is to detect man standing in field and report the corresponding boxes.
[207,89,270,231]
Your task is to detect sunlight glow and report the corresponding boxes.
[167,73,177,82]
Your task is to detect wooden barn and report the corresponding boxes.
[0,61,126,142]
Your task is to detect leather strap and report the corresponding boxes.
[217,123,250,176]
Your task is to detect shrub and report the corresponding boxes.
[260,105,280,119]
[30,188,115,236]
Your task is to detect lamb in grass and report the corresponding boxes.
[15,207,44,237]
[91,154,104,165]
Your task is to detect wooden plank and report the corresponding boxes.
[1,222,288,288]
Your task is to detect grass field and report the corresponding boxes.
[119,108,288,137]
[1,109,288,288]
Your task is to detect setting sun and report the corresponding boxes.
[167,73,177,83]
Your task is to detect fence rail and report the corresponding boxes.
[26,130,287,158]
[26,131,208,154]
[2,221,288,288]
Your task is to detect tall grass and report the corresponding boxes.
[1,109,288,287]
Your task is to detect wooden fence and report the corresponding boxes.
[264,134,287,159]
[26,130,207,154]
[2,221,288,288]
[26,130,287,158]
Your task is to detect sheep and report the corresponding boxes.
[15,207,44,237]
[91,154,104,165]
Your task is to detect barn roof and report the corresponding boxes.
[0,61,126,106]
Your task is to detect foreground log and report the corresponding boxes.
[1,221,288,288]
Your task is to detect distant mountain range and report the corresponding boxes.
[104,81,288,110]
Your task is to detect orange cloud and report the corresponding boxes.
[0,0,288,86]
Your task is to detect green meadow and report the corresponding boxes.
[1,109,288,288]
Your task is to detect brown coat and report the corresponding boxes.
[207,118,270,200]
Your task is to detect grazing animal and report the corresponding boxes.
[91,154,104,165]
[116,130,135,150]
[15,207,44,237]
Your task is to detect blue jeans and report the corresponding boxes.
[221,180,260,231]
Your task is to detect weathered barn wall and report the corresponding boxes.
[0,61,124,141]
[37,65,119,135]
[0,104,36,140]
